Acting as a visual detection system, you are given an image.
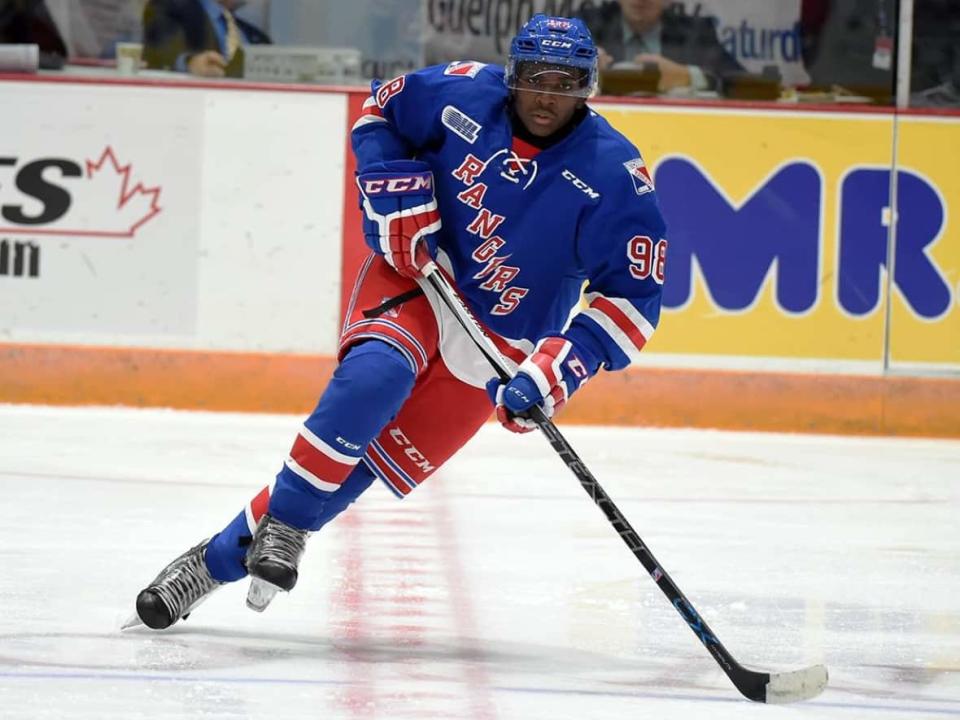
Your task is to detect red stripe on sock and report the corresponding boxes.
[249,486,270,524]
[290,433,353,486]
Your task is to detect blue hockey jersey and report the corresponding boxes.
[351,61,668,372]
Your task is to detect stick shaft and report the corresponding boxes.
[421,267,768,701]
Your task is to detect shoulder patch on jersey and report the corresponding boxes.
[444,61,486,78]
[441,106,482,144]
[624,158,655,196]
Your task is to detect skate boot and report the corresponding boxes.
[245,514,308,612]
[128,541,223,630]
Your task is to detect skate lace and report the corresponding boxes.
[258,516,307,566]
[153,548,216,619]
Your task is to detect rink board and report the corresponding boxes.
[0,74,957,435]
[593,103,959,371]
[0,77,346,354]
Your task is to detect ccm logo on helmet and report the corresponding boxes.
[541,39,573,49]
[362,175,433,195]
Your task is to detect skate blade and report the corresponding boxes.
[120,612,144,631]
[246,577,280,612]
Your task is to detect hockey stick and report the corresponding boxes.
[419,265,828,704]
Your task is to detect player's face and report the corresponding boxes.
[513,72,585,137]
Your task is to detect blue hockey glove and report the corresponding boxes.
[356,160,441,279]
[486,336,599,434]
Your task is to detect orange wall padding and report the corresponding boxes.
[2,343,957,438]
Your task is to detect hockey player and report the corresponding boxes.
[128,13,668,630]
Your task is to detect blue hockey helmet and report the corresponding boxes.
[506,14,598,98]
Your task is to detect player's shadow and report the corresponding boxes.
[0,626,703,693]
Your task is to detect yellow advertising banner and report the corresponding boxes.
[597,103,959,370]
[889,117,960,369]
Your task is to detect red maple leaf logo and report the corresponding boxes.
[0,146,164,238]
[84,146,162,237]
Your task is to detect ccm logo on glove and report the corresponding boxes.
[361,175,433,195]
[357,160,442,279]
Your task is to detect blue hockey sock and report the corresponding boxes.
[203,343,415,583]
[205,508,253,582]
[269,340,416,530]
[313,461,377,529]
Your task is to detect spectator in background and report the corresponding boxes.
[142,0,270,78]
[44,0,145,60]
[579,0,742,92]
[910,0,960,107]
[0,0,67,67]
[799,0,895,102]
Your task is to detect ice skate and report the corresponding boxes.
[125,541,222,630]
[245,514,308,612]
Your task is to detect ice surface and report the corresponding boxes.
[0,404,958,719]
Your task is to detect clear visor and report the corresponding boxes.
[506,59,597,98]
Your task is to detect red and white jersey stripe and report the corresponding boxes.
[351,95,387,132]
[580,291,655,364]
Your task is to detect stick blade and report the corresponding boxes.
[764,664,829,703]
